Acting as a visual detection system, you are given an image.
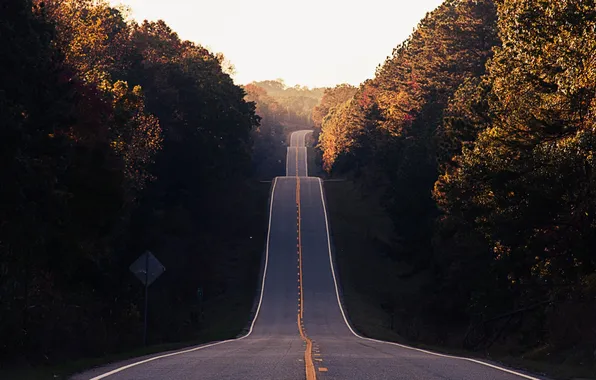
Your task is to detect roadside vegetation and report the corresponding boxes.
[0,0,277,376]
[316,0,596,378]
[324,179,596,380]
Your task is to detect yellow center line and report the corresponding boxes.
[296,145,317,380]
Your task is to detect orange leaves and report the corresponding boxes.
[358,86,376,110]
[313,84,357,129]
[376,89,419,137]
[42,0,130,86]
[318,97,364,171]
[40,0,166,195]
[244,83,268,99]
[110,80,162,193]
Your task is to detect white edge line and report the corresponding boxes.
[304,147,308,177]
[89,178,280,380]
[299,130,312,177]
[288,130,312,178]
[315,177,543,380]
[286,147,290,176]
[304,131,311,176]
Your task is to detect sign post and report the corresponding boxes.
[129,251,165,345]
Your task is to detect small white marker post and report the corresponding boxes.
[129,251,165,345]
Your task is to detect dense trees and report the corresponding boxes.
[1,0,261,365]
[312,84,357,130]
[317,0,595,360]
[248,79,324,127]
[321,0,498,262]
[434,0,596,351]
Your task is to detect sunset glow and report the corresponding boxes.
[108,0,445,87]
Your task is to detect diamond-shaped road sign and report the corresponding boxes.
[129,251,165,286]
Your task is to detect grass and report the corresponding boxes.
[323,179,596,380]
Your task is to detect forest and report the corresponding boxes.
[249,79,324,128]
[1,0,270,368]
[316,0,596,369]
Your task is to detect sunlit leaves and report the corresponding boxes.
[318,97,365,172]
[317,0,498,172]
[435,0,596,312]
[40,0,130,85]
[312,84,357,129]
[111,81,162,193]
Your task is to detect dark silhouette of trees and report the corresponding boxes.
[1,0,261,365]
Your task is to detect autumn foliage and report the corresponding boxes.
[316,0,596,362]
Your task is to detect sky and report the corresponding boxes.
[108,0,445,88]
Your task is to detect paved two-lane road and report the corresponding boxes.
[287,130,310,177]
[75,131,544,380]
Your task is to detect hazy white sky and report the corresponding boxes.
[109,0,445,88]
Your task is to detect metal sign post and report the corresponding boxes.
[144,252,149,345]
[130,251,165,346]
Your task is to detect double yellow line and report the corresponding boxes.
[295,147,317,380]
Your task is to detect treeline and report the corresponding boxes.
[317,0,596,361]
[245,80,324,177]
[249,79,324,127]
[244,84,287,178]
[312,84,358,166]
[1,0,264,366]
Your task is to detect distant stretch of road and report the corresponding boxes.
[286,130,309,177]
[75,131,545,380]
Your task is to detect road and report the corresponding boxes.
[75,130,544,380]
[287,130,309,176]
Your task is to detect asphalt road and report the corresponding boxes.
[290,130,310,147]
[287,130,309,177]
[75,130,545,380]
